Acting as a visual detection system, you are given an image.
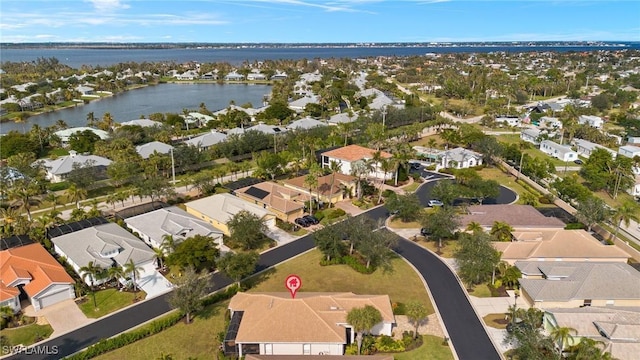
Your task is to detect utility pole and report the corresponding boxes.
[382,105,387,133]
[170,147,176,184]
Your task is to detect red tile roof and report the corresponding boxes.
[322,145,392,162]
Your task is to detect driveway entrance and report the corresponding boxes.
[23,298,92,337]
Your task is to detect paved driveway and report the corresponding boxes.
[23,299,93,337]
[136,263,173,299]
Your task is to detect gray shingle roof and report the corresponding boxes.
[39,153,112,176]
[135,141,173,159]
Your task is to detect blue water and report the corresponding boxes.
[2,43,637,68]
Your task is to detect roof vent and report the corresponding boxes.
[330,306,338,310]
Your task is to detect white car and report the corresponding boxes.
[428,199,444,207]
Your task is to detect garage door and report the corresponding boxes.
[37,288,71,309]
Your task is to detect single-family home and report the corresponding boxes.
[184,130,228,150]
[538,116,563,130]
[357,88,396,111]
[540,140,578,162]
[321,145,393,180]
[75,85,95,96]
[327,112,358,125]
[224,71,245,81]
[495,116,521,127]
[578,115,604,128]
[124,206,227,254]
[438,147,483,169]
[516,261,640,308]
[38,151,112,183]
[288,95,319,113]
[618,145,640,159]
[287,117,327,131]
[283,173,357,205]
[54,127,110,146]
[119,119,163,128]
[543,307,640,360]
[235,182,305,222]
[135,141,173,159]
[0,242,75,312]
[627,136,640,145]
[185,193,276,236]
[247,72,267,81]
[175,70,199,80]
[270,71,288,80]
[50,221,156,286]
[227,122,287,136]
[573,139,616,159]
[224,292,395,357]
[493,229,630,265]
[629,175,640,198]
[460,205,566,231]
[520,128,543,145]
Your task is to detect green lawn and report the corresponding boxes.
[483,313,509,330]
[468,283,493,298]
[495,135,568,166]
[1,323,54,348]
[79,288,146,318]
[392,335,454,360]
[388,217,421,229]
[403,181,421,193]
[95,249,436,360]
[414,238,460,258]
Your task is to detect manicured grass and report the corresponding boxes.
[468,283,493,298]
[1,323,54,347]
[246,249,434,314]
[291,228,308,236]
[79,288,146,318]
[388,217,421,229]
[477,167,533,202]
[392,335,454,360]
[403,181,421,193]
[410,134,446,148]
[94,301,229,360]
[96,249,435,360]
[495,135,569,166]
[414,238,460,258]
[483,313,509,330]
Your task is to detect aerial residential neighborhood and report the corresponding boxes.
[1,40,640,360]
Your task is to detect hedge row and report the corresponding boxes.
[320,255,376,274]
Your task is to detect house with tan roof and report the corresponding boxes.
[543,307,640,360]
[235,182,305,222]
[321,145,393,180]
[460,204,566,231]
[185,193,276,236]
[283,173,357,205]
[224,292,395,357]
[0,242,75,312]
[516,261,640,308]
[493,229,630,265]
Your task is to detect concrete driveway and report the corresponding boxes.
[23,299,93,337]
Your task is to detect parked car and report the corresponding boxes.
[303,215,319,225]
[574,159,583,165]
[410,162,420,170]
[295,217,311,227]
[427,199,444,207]
[420,227,431,237]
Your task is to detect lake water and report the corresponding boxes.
[0,83,271,133]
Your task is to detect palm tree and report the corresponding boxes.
[304,169,318,216]
[466,221,484,234]
[66,184,87,209]
[9,180,40,222]
[490,221,514,242]
[346,305,382,355]
[550,326,577,358]
[123,259,143,300]
[79,261,104,309]
[610,200,640,242]
[328,160,341,208]
[378,158,394,204]
[44,192,60,211]
[153,247,166,269]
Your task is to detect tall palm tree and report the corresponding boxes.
[304,169,318,216]
[43,192,60,211]
[378,159,394,204]
[9,180,40,222]
[107,266,126,289]
[153,247,166,269]
[346,305,382,355]
[79,261,104,309]
[66,184,88,210]
[123,259,143,300]
[550,326,577,358]
[610,201,640,241]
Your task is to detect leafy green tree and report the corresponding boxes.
[254,151,286,180]
[575,196,608,232]
[227,210,268,250]
[490,221,514,242]
[8,179,41,222]
[455,231,501,285]
[313,223,347,261]
[405,301,429,339]
[217,252,259,286]
[430,180,458,207]
[552,175,591,203]
[580,148,615,191]
[66,160,99,190]
[0,131,39,159]
[167,235,220,272]
[346,305,383,355]
[420,206,461,252]
[356,228,397,271]
[258,100,294,122]
[168,266,211,324]
[65,183,87,209]
[385,193,423,222]
[68,130,101,153]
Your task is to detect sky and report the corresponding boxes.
[1,0,639,43]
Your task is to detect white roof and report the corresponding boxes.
[438,147,483,163]
[135,141,173,159]
[185,193,274,224]
[39,153,112,176]
[120,119,162,128]
[184,131,227,148]
[328,112,358,124]
[287,117,327,130]
[54,127,110,142]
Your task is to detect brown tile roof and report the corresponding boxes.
[236,182,305,214]
[322,145,392,162]
[461,204,565,229]
[0,282,20,301]
[0,243,74,299]
[493,229,630,262]
[283,173,356,196]
[229,292,394,344]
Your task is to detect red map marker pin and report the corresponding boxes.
[285,274,302,299]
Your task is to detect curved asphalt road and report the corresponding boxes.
[9,172,513,360]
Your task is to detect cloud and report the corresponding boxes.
[237,0,375,13]
[87,0,130,12]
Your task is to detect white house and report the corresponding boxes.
[438,147,484,169]
[520,128,543,145]
[124,206,227,254]
[629,175,640,198]
[321,145,393,180]
[573,139,616,159]
[495,115,521,127]
[225,292,395,357]
[135,141,173,159]
[627,136,640,145]
[184,130,228,150]
[54,127,110,146]
[540,140,578,162]
[1,243,75,312]
[119,119,163,128]
[286,117,327,131]
[618,145,640,159]
[578,115,604,128]
[539,116,563,130]
[38,151,112,183]
[288,95,319,113]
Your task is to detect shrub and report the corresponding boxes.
[345,344,358,355]
[276,218,295,232]
[327,208,346,219]
[375,335,406,352]
[314,210,325,221]
[565,223,585,230]
[392,302,406,315]
[342,255,376,274]
[382,189,395,198]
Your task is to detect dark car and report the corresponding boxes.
[420,227,432,237]
[295,217,311,227]
[410,162,420,170]
[574,159,584,165]
[303,215,319,225]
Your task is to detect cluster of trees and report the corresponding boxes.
[580,148,637,198]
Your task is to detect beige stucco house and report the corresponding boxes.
[235,182,305,222]
[283,173,357,205]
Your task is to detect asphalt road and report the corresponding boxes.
[9,172,510,360]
